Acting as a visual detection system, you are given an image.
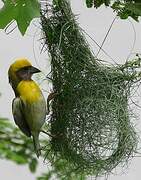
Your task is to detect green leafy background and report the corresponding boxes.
[0,0,141,35]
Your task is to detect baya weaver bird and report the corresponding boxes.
[8,58,46,157]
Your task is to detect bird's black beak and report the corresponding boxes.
[29,66,41,74]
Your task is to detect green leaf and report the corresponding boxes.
[125,3,141,16]
[29,158,38,173]
[86,0,93,8]
[0,0,40,35]
[7,152,28,164]
[15,0,40,35]
[93,0,105,8]
[0,0,17,29]
[37,171,55,180]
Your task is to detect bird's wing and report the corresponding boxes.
[12,97,31,137]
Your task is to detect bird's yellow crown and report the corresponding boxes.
[8,58,32,75]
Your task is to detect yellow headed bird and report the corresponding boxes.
[8,58,46,157]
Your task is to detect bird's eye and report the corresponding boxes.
[22,66,31,71]
[16,66,31,74]
[16,66,32,79]
[21,66,31,71]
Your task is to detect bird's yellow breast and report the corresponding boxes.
[17,81,42,103]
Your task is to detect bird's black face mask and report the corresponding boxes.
[16,66,41,80]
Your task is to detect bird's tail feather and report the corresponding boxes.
[32,133,41,158]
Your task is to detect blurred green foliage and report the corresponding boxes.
[0,118,38,172]
[86,0,141,21]
[0,117,86,179]
[0,0,141,35]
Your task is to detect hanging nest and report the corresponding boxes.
[41,0,140,177]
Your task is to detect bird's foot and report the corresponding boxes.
[46,92,58,115]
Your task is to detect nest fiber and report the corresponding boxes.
[41,0,139,176]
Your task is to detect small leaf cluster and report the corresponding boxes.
[0,118,38,173]
[85,0,141,21]
[86,0,110,8]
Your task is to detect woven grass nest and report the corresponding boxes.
[41,0,140,177]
